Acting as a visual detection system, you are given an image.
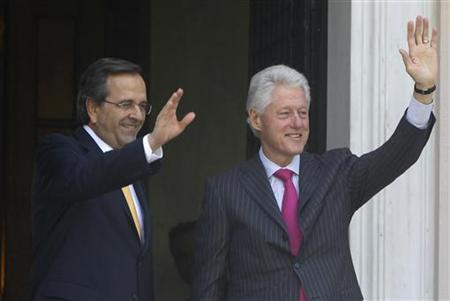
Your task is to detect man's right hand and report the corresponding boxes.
[148,88,196,150]
[399,15,438,104]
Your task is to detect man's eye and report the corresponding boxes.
[139,103,148,111]
[278,112,290,117]
[119,102,133,109]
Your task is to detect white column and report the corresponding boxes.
[438,2,450,300]
[349,2,438,300]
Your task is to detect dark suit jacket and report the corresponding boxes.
[31,127,161,301]
[192,114,435,301]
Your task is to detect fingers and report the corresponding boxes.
[172,88,184,103]
[422,17,430,43]
[407,21,415,50]
[150,88,195,148]
[431,27,438,48]
[179,112,196,129]
[159,88,184,115]
[167,88,184,107]
[158,87,195,128]
[399,48,413,67]
[408,16,436,48]
[414,15,424,45]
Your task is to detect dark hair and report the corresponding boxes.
[76,57,143,125]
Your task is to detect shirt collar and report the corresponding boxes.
[83,125,113,153]
[258,148,300,178]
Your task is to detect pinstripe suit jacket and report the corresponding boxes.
[192,114,435,301]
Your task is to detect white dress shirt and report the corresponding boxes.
[260,150,300,210]
[260,96,433,211]
[83,126,163,240]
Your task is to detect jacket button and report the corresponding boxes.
[294,262,301,270]
[131,293,138,301]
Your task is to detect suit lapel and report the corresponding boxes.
[298,152,321,212]
[75,127,145,246]
[240,156,287,233]
[73,127,102,153]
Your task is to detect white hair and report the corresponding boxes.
[246,65,311,136]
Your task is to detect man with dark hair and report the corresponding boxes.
[192,16,438,301]
[31,57,195,301]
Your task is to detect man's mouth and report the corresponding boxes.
[285,133,302,139]
[122,124,140,131]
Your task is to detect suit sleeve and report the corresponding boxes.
[33,133,161,204]
[348,112,435,212]
[192,178,230,301]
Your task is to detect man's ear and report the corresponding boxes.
[248,108,262,132]
[86,97,98,125]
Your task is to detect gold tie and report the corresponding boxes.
[121,185,142,240]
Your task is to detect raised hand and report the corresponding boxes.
[399,16,438,103]
[148,88,196,150]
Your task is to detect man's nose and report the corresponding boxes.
[128,105,145,120]
[290,113,303,128]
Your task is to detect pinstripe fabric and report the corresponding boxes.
[192,114,435,301]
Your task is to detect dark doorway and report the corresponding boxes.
[247,0,327,157]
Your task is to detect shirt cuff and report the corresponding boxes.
[405,96,433,129]
[143,134,163,163]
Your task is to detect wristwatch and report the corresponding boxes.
[414,84,436,95]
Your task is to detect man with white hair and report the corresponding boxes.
[192,16,438,301]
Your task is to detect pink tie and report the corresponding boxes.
[274,169,307,301]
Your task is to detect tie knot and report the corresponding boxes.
[273,168,294,183]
